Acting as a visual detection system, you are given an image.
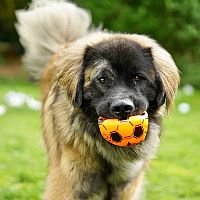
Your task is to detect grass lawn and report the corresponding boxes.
[0,77,200,200]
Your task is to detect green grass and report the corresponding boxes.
[0,77,200,200]
[0,77,46,200]
[146,89,200,200]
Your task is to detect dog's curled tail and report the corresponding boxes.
[15,0,91,80]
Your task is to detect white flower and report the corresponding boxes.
[182,84,194,96]
[4,91,26,107]
[178,102,191,114]
[0,105,7,116]
[26,96,41,110]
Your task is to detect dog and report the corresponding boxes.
[16,0,179,199]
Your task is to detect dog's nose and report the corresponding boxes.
[110,99,134,118]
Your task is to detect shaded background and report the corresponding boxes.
[0,0,200,86]
[0,1,200,200]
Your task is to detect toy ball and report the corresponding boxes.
[98,112,148,147]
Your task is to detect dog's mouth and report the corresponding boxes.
[98,114,129,120]
[97,111,147,120]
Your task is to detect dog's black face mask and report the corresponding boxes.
[74,39,165,120]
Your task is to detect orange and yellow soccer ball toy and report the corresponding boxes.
[98,112,148,147]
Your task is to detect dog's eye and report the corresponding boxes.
[133,75,140,81]
[98,76,106,84]
[133,75,142,85]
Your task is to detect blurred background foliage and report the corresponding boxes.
[0,0,200,87]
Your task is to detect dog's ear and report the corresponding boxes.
[129,34,180,113]
[73,64,85,108]
[156,73,166,107]
[57,45,93,108]
[56,45,86,108]
[142,47,166,107]
[153,50,180,113]
[73,45,94,108]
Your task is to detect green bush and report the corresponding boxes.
[75,0,200,87]
[0,0,30,44]
[0,0,200,86]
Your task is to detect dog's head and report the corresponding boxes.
[75,39,165,120]
[57,33,179,121]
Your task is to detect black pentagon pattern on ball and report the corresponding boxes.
[128,121,134,127]
[133,126,144,138]
[110,131,122,142]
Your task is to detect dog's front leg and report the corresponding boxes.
[43,145,108,200]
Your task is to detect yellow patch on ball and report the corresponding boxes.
[98,111,148,147]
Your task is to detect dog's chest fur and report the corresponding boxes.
[42,83,161,199]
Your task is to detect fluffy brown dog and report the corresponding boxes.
[16,1,179,199]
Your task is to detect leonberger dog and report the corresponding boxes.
[16,0,179,199]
